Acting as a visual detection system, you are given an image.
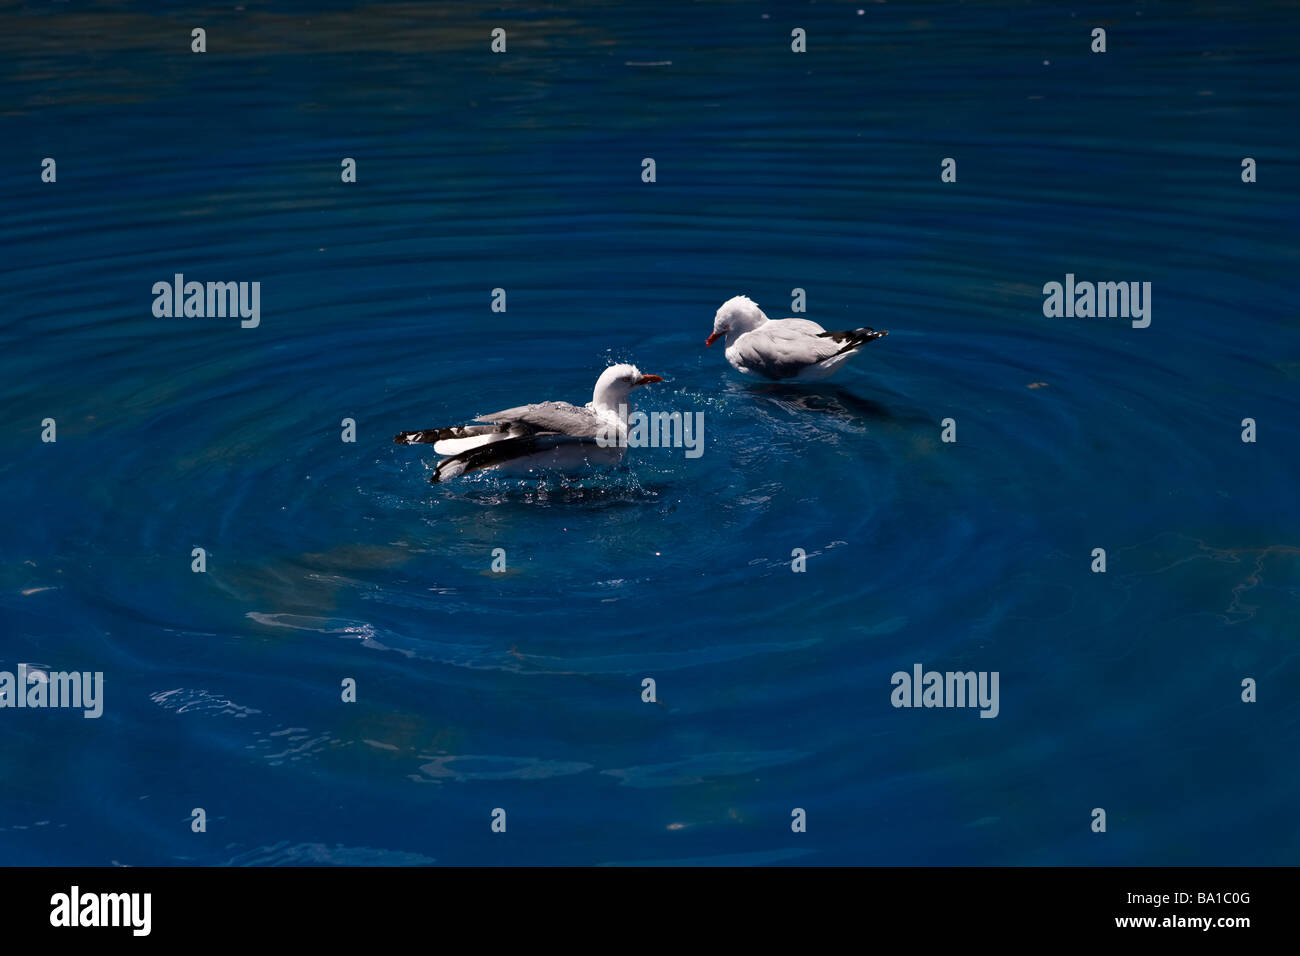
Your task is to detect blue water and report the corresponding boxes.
[2,0,1298,865]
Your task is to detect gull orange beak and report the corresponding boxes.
[634,374,664,386]
[705,331,723,347]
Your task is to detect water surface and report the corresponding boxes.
[1,0,1298,865]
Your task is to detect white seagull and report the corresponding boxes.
[705,295,888,381]
[394,363,664,482]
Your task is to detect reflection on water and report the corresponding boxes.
[741,381,904,423]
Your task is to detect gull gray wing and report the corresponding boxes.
[774,318,830,336]
[731,322,842,379]
[475,401,605,438]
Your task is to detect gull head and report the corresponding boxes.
[592,363,664,412]
[706,294,768,347]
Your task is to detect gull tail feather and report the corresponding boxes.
[817,327,889,356]
[393,424,503,446]
[431,434,584,483]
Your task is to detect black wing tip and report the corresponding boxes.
[397,424,508,446]
[817,327,889,340]
[817,328,889,355]
[394,427,455,445]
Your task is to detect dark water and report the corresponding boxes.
[1,1,1298,865]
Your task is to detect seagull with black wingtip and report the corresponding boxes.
[705,294,889,382]
[394,363,664,482]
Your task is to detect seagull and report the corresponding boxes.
[393,363,664,482]
[705,295,888,381]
